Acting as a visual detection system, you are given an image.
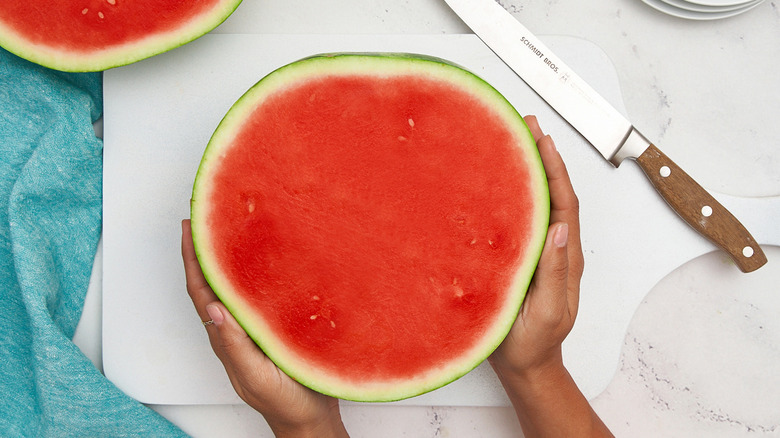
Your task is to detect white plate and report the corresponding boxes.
[683,0,757,6]
[661,0,762,12]
[642,0,763,19]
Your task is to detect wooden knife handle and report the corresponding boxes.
[635,144,767,273]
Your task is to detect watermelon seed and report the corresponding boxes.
[98,11,105,19]
[470,238,477,245]
[330,321,336,328]
[312,295,320,300]
[81,8,88,14]
[310,315,318,320]
[408,118,415,127]
[106,0,116,5]
[398,136,407,141]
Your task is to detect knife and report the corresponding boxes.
[444,0,766,272]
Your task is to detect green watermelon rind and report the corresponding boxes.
[0,0,242,72]
[191,53,550,402]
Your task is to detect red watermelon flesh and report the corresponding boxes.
[191,54,550,402]
[0,0,242,71]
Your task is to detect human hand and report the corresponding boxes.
[181,220,349,438]
[487,117,611,437]
[489,115,584,379]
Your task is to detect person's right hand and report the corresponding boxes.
[181,220,349,438]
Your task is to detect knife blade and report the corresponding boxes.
[444,0,766,272]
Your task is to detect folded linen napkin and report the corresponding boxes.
[0,49,186,437]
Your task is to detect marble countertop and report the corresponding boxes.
[74,1,780,436]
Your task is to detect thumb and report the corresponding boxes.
[527,222,570,314]
[205,303,283,407]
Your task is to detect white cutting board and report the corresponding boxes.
[102,33,778,406]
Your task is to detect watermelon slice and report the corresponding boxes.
[0,0,242,72]
[191,53,550,402]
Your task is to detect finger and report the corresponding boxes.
[537,137,577,223]
[181,219,219,323]
[526,222,571,320]
[535,134,583,279]
[523,115,580,247]
[526,119,584,313]
[523,115,544,141]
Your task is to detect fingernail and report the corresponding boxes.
[206,304,224,326]
[553,223,568,248]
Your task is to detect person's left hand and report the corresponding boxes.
[488,115,584,378]
[181,219,349,438]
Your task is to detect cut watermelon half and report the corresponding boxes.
[191,53,550,402]
[0,0,242,72]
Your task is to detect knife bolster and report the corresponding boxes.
[611,127,651,166]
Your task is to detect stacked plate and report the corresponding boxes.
[642,0,764,20]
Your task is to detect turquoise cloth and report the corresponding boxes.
[0,49,186,437]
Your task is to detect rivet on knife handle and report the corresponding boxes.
[634,144,767,272]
